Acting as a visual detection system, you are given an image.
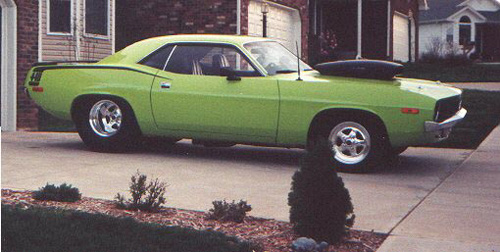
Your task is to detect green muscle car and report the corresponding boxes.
[24,35,466,172]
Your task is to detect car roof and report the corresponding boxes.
[98,34,273,65]
[147,34,273,44]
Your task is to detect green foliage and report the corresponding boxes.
[33,183,81,202]
[115,170,167,212]
[1,204,257,252]
[207,200,252,223]
[288,142,355,244]
[430,89,500,149]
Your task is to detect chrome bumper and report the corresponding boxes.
[425,108,467,132]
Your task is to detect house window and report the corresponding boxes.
[459,16,471,46]
[49,0,72,33]
[446,27,453,43]
[85,0,108,36]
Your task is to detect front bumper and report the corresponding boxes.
[424,108,467,139]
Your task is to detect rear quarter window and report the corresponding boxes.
[139,46,174,70]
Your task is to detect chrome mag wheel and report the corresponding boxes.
[89,100,122,137]
[329,122,371,165]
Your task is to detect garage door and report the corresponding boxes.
[248,0,301,54]
[393,12,409,62]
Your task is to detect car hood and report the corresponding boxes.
[278,70,462,101]
[396,77,462,101]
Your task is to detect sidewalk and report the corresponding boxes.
[449,82,500,91]
[378,126,500,252]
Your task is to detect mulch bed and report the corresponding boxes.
[1,189,387,252]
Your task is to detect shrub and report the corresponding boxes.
[288,141,355,244]
[206,200,252,223]
[420,37,471,66]
[33,183,81,202]
[2,204,257,252]
[115,170,167,212]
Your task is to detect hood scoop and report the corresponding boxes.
[314,60,404,80]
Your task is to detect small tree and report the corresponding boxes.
[206,200,252,223]
[115,170,167,212]
[288,141,355,244]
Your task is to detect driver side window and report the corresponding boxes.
[165,44,260,77]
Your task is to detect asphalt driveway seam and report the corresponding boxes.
[386,148,476,235]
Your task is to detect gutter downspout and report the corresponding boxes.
[236,0,241,35]
[387,0,391,58]
[75,0,81,60]
[357,0,362,59]
[38,0,42,61]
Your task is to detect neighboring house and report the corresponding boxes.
[1,0,114,131]
[308,0,425,64]
[419,0,500,61]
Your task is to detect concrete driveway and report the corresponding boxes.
[1,132,472,234]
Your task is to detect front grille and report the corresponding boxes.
[434,95,462,122]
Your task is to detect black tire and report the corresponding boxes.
[315,116,388,173]
[392,146,408,156]
[73,97,141,152]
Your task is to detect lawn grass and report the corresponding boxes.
[1,204,256,252]
[402,63,500,82]
[429,89,500,149]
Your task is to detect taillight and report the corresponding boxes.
[32,87,44,92]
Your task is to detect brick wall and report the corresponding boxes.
[116,0,309,60]
[15,0,39,129]
[116,0,238,50]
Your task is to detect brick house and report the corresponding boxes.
[3,0,423,131]
[1,0,114,131]
[308,0,424,65]
[116,0,309,59]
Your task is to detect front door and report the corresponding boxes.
[149,44,279,142]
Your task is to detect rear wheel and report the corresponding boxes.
[392,146,408,156]
[73,97,140,152]
[316,117,388,173]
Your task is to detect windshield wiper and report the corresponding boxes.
[275,70,298,74]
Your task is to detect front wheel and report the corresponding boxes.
[73,98,141,152]
[322,119,387,173]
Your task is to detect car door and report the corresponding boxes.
[149,43,279,142]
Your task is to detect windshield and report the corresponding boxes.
[244,41,312,75]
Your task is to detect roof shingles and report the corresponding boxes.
[420,0,500,23]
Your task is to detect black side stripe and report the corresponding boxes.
[35,65,158,77]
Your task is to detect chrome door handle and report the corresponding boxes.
[160,82,171,89]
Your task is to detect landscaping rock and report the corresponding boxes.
[291,237,329,252]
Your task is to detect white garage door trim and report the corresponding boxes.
[1,0,17,132]
[393,11,410,62]
[248,0,301,55]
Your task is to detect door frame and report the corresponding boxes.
[1,0,17,131]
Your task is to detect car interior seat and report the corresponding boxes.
[192,60,204,75]
[212,54,230,75]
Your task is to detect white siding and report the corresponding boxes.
[393,12,410,62]
[248,0,301,54]
[419,22,450,55]
[41,0,113,62]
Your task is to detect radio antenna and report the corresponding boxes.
[296,41,302,81]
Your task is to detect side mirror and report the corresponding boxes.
[220,67,241,81]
